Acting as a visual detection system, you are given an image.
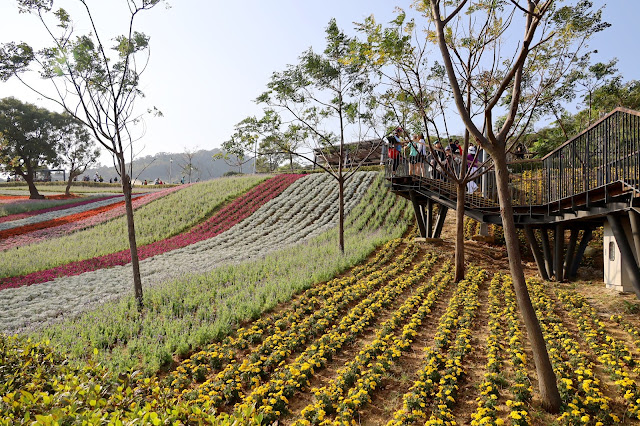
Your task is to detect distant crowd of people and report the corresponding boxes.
[387,127,482,193]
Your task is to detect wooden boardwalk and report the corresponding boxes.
[387,107,640,294]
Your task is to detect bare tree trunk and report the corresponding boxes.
[65,170,78,196]
[338,175,345,254]
[493,151,561,412]
[23,166,44,199]
[454,181,466,282]
[65,178,73,196]
[119,156,144,311]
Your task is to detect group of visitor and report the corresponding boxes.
[387,127,482,193]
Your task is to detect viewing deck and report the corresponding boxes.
[387,107,640,295]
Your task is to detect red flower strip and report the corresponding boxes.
[0,174,303,291]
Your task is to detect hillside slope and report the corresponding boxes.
[1,172,409,336]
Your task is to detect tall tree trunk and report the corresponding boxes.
[23,166,43,199]
[338,175,345,254]
[454,181,466,282]
[119,156,144,311]
[493,150,561,412]
[65,177,73,196]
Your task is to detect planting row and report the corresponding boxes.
[0,194,117,224]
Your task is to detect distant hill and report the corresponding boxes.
[86,148,255,183]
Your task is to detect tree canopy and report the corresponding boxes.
[0,97,62,198]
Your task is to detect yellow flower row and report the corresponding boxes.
[526,279,616,424]
[386,267,487,426]
[295,262,454,425]
[470,274,506,426]
[500,274,534,424]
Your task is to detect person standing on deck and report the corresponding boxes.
[418,133,427,177]
[388,128,404,176]
[429,140,446,180]
[406,134,421,176]
[467,145,480,193]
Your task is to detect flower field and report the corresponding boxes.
[0,175,267,278]
[0,172,399,335]
[0,186,186,251]
[0,194,110,222]
[4,171,640,425]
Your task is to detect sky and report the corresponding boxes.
[1,0,638,167]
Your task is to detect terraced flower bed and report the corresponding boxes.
[0,185,186,251]
[1,172,408,340]
[0,175,270,282]
[0,194,116,224]
[6,169,640,425]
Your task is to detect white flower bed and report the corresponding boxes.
[0,193,146,231]
[0,172,378,334]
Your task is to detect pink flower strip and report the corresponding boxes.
[1,185,187,251]
[0,174,303,291]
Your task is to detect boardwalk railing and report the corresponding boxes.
[542,107,640,203]
[386,107,640,211]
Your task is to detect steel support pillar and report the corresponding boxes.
[569,228,593,280]
[524,225,549,281]
[541,228,554,279]
[426,199,434,238]
[629,210,640,264]
[554,224,565,282]
[607,214,640,299]
[564,228,579,280]
[433,205,448,239]
[409,190,426,238]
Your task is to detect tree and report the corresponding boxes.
[425,0,608,412]
[57,114,100,195]
[358,12,492,283]
[227,110,307,173]
[0,0,166,310]
[181,147,200,182]
[0,97,61,199]
[213,136,254,174]
[258,19,382,253]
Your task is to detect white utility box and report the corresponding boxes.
[603,220,638,293]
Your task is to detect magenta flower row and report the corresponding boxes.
[1,186,187,251]
[0,195,121,224]
[0,175,303,291]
